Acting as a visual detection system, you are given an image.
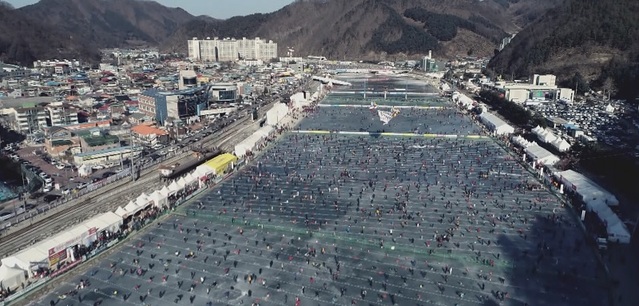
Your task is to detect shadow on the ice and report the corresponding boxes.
[491,214,608,306]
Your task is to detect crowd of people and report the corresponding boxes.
[298,106,481,136]
[31,94,607,306]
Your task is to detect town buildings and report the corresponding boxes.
[7,102,80,134]
[138,87,209,125]
[188,37,278,62]
[485,74,575,104]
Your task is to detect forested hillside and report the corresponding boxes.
[489,0,639,99]
[163,0,559,60]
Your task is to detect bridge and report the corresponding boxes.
[311,75,352,86]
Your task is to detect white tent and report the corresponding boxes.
[532,125,544,134]
[453,92,474,110]
[177,177,187,190]
[555,170,619,206]
[114,206,128,218]
[551,138,571,152]
[149,190,168,208]
[511,135,534,148]
[124,200,141,216]
[605,104,615,113]
[290,92,309,108]
[234,125,275,158]
[160,185,170,197]
[539,130,557,143]
[168,181,181,194]
[266,103,289,126]
[1,232,84,274]
[194,164,214,179]
[135,194,152,210]
[0,264,27,289]
[184,173,198,186]
[89,211,124,232]
[524,145,560,166]
[607,219,631,243]
[587,199,630,243]
[478,112,514,135]
[89,211,123,232]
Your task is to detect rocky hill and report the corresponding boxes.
[488,0,639,99]
[0,0,563,67]
[162,0,561,60]
[0,4,100,66]
[19,0,194,47]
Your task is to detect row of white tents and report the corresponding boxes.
[513,133,629,243]
[235,125,275,158]
[236,95,310,158]
[554,170,630,244]
[0,93,312,292]
[512,135,561,166]
[0,212,123,289]
[532,125,571,152]
[0,153,241,291]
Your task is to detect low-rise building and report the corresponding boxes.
[208,83,238,103]
[131,124,169,146]
[44,126,77,156]
[73,145,143,167]
[78,128,121,153]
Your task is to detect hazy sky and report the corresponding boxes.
[6,0,295,19]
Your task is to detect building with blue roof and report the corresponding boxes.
[138,86,209,125]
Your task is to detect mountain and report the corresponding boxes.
[0,4,100,66]
[488,0,639,99]
[19,0,194,47]
[163,0,562,60]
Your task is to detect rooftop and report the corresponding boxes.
[74,145,141,157]
[141,86,207,98]
[131,124,168,136]
[0,97,56,109]
[80,133,120,147]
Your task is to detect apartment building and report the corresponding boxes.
[9,103,79,134]
[188,37,278,62]
[46,102,79,126]
[12,107,48,134]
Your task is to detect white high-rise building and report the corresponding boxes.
[188,37,278,62]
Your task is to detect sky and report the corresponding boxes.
[5,0,296,19]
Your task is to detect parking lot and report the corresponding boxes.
[30,84,607,306]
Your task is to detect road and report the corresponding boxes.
[0,99,277,257]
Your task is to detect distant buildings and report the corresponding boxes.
[422,51,440,72]
[178,70,198,90]
[7,102,80,134]
[138,87,209,125]
[486,74,575,104]
[188,37,278,62]
[32,59,81,69]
